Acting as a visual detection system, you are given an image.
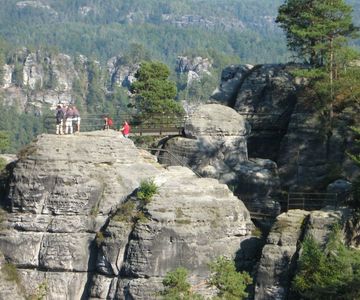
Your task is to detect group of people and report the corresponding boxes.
[55,104,81,135]
[103,116,131,138]
[55,105,131,137]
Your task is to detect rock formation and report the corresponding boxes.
[211,63,360,191]
[255,208,349,300]
[1,49,79,111]
[161,103,281,216]
[175,56,213,86]
[0,131,254,299]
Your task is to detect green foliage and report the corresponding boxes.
[131,61,184,117]
[0,1,292,65]
[2,262,21,285]
[137,179,158,203]
[95,231,105,247]
[113,201,136,223]
[292,227,360,299]
[0,131,10,154]
[27,281,48,300]
[0,103,45,154]
[277,0,360,118]
[161,267,204,300]
[161,258,252,300]
[208,256,252,300]
[276,0,357,67]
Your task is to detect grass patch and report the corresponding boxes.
[252,227,262,238]
[27,281,48,300]
[113,201,136,223]
[2,262,21,285]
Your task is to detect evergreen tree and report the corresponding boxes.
[276,0,359,117]
[208,256,252,300]
[161,267,204,300]
[292,228,360,299]
[131,61,184,118]
[276,0,357,67]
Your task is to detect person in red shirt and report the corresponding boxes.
[120,121,131,138]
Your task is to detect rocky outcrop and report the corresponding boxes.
[161,15,245,31]
[211,64,254,106]
[93,167,254,298]
[162,104,281,216]
[211,63,360,191]
[1,49,80,111]
[175,56,213,85]
[0,131,254,299]
[255,208,348,300]
[107,56,139,89]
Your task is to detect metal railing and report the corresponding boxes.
[141,147,202,177]
[287,192,338,211]
[43,113,186,136]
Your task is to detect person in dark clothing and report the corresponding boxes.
[55,105,64,135]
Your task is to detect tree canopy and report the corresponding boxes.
[131,61,184,117]
[276,0,360,117]
[276,0,357,67]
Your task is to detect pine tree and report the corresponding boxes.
[276,0,359,117]
[131,61,184,118]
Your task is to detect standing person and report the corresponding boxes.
[120,121,131,138]
[103,116,109,130]
[65,105,75,134]
[55,105,64,135]
[72,106,81,133]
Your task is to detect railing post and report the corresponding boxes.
[287,192,290,212]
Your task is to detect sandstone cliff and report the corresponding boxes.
[211,63,360,192]
[0,131,254,299]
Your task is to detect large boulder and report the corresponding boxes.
[184,103,249,138]
[162,104,281,216]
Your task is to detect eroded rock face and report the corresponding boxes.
[255,209,348,300]
[211,64,254,106]
[0,131,254,299]
[211,62,360,191]
[107,56,140,89]
[92,167,254,298]
[1,49,79,111]
[175,56,213,86]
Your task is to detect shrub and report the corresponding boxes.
[208,256,252,300]
[137,179,158,203]
[161,267,204,300]
[292,227,360,299]
[113,201,136,222]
